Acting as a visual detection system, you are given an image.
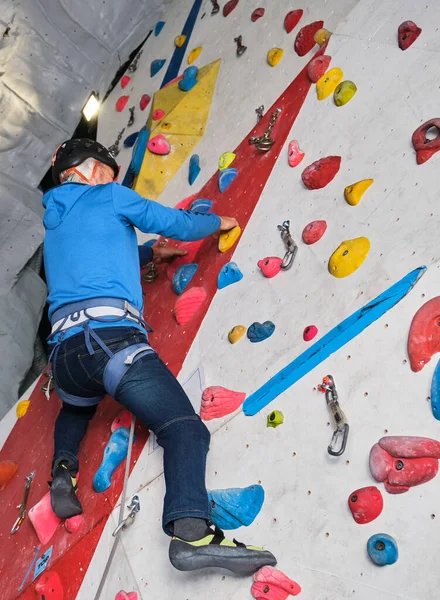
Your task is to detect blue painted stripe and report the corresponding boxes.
[161,0,203,88]
[243,267,426,416]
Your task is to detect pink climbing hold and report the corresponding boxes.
[200,386,246,421]
[115,592,139,600]
[29,491,61,545]
[153,109,165,120]
[407,296,440,372]
[294,21,324,57]
[223,0,239,17]
[379,436,440,459]
[147,134,171,155]
[303,325,318,342]
[139,94,151,111]
[307,55,331,83]
[284,9,303,34]
[252,566,301,599]
[35,571,64,600]
[121,75,131,89]
[174,287,207,326]
[64,514,84,534]
[111,409,133,432]
[288,140,305,167]
[167,239,205,280]
[302,220,327,245]
[251,8,265,22]
[257,257,283,278]
[301,156,341,190]
[115,95,129,112]
[398,20,422,51]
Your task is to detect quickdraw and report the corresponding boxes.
[318,375,350,456]
[277,220,298,270]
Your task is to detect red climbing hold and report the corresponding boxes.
[301,156,341,190]
[65,514,84,534]
[398,20,422,51]
[139,94,151,111]
[303,325,318,342]
[121,75,131,89]
[223,0,238,17]
[302,220,327,244]
[200,386,246,420]
[174,287,207,326]
[348,486,383,524]
[251,8,265,22]
[284,10,303,34]
[34,571,64,600]
[167,239,205,280]
[111,409,133,432]
[307,55,331,83]
[252,566,301,599]
[379,436,440,459]
[153,109,166,120]
[257,257,283,278]
[115,592,138,600]
[115,96,129,112]
[412,119,440,165]
[294,21,324,57]
[407,297,440,371]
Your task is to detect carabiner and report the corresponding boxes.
[112,495,141,537]
[318,375,350,457]
[277,220,298,270]
[328,423,350,456]
[11,471,35,535]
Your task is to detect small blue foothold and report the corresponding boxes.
[218,168,238,193]
[179,77,197,92]
[190,198,213,214]
[131,126,150,175]
[188,155,201,185]
[367,534,398,566]
[183,66,199,79]
[218,262,243,290]
[93,428,135,493]
[172,263,198,295]
[155,21,165,36]
[430,359,440,420]
[208,485,265,530]
[151,59,166,77]
[123,131,139,148]
[247,321,275,343]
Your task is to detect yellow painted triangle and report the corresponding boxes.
[135,59,220,200]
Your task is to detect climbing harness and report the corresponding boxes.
[93,416,138,600]
[109,128,126,157]
[255,105,264,122]
[210,0,220,15]
[249,108,281,151]
[234,35,247,56]
[318,375,350,456]
[277,220,298,270]
[11,471,35,534]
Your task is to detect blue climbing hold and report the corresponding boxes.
[218,262,243,290]
[247,321,275,343]
[131,126,150,175]
[218,168,237,193]
[123,131,139,148]
[155,21,165,36]
[179,77,197,92]
[431,359,440,420]
[190,198,212,214]
[184,66,199,79]
[189,154,201,185]
[151,59,166,77]
[208,485,265,530]
[172,263,198,295]
[367,533,398,566]
[93,427,135,493]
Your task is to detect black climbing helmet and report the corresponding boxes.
[51,138,119,184]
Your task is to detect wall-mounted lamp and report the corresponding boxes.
[82,92,100,122]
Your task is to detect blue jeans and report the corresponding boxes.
[52,326,212,535]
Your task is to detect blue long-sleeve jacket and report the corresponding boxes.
[43,182,220,339]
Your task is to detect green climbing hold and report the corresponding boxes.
[334,80,357,107]
[267,410,284,428]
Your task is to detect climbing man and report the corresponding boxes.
[43,138,277,575]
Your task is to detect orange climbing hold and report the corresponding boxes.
[284,10,303,34]
[252,565,301,599]
[0,460,18,490]
[408,297,440,372]
[174,287,207,326]
[115,96,129,112]
[294,21,324,57]
[200,386,246,420]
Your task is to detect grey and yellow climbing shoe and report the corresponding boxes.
[169,525,277,576]
[50,459,82,519]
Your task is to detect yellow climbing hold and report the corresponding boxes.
[316,67,344,101]
[228,325,247,344]
[344,179,374,206]
[16,400,30,418]
[188,47,202,64]
[218,152,236,171]
[314,28,332,47]
[219,226,241,253]
[334,80,357,106]
[267,48,284,67]
[328,237,371,278]
[175,35,187,48]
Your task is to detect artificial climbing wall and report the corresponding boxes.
[2,0,440,598]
